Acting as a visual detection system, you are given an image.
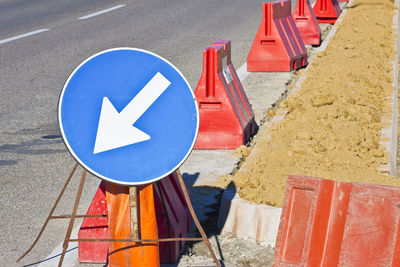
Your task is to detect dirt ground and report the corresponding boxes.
[223,0,400,207]
[177,192,275,267]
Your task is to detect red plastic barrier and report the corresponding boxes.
[293,0,321,45]
[78,182,108,263]
[78,172,192,264]
[273,175,400,266]
[154,171,192,263]
[194,39,256,149]
[313,0,341,24]
[247,0,307,72]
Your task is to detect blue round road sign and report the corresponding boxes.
[59,48,199,185]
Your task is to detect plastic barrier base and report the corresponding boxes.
[273,175,400,266]
[247,0,307,72]
[194,39,256,149]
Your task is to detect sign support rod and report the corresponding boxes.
[16,163,79,263]
[59,169,87,267]
[129,186,139,240]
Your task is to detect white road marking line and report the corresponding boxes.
[0,29,50,45]
[237,62,250,82]
[78,4,126,20]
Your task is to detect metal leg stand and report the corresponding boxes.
[17,163,79,263]
[58,169,87,267]
[18,166,221,267]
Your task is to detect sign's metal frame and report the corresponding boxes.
[17,164,221,267]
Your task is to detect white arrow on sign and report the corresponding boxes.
[93,72,171,154]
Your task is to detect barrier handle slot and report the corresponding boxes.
[261,40,276,45]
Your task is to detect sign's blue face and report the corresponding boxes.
[59,48,199,185]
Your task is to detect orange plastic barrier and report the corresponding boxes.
[78,173,192,264]
[105,183,159,267]
[247,0,307,72]
[194,39,256,149]
[273,175,400,266]
[293,0,321,45]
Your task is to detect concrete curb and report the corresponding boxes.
[217,187,282,246]
[378,0,399,175]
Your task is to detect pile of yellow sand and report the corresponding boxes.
[227,0,399,207]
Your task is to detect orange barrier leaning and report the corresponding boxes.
[273,175,400,266]
[105,183,159,267]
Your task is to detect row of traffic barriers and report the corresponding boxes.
[77,0,345,263]
[197,0,343,149]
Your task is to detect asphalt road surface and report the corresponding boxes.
[0,0,269,266]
